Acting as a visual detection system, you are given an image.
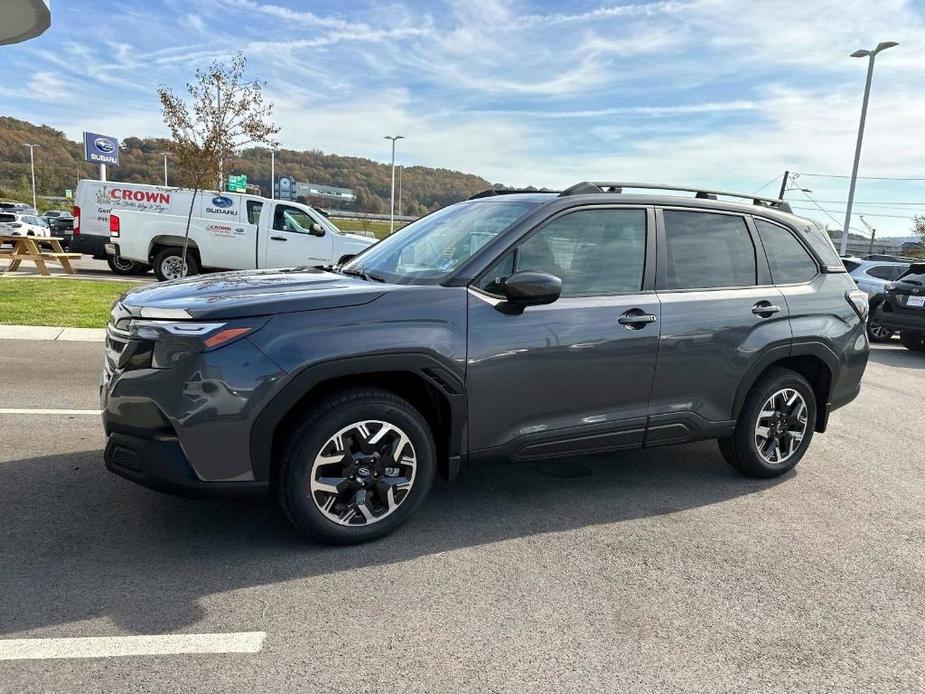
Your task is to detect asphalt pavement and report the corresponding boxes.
[0,340,922,693]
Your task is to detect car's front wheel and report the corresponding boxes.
[899,331,925,352]
[719,368,816,478]
[278,388,436,544]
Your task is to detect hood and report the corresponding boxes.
[120,267,388,320]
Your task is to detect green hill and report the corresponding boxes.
[0,116,495,215]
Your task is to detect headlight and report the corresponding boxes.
[127,319,265,369]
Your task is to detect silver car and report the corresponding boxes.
[844,258,910,342]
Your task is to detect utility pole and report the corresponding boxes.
[161,152,169,186]
[842,41,899,256]
[384,135,404,234]
[859,216,877,256]
[778,171,789,199]
[23,143,39,210]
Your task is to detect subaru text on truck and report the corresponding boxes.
[101,182,870,544]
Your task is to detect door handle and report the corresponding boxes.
[618,310,658,329]
[752,301,781,317]
[270,235,287,241]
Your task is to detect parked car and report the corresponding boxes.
[2,213,50,237]
[0,201,31,214]
[48,214,74,249]
[42,209,69,222]
[873,263,925,352]
[846,258,910,342]
[101,182,870,544]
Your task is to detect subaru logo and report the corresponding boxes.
[211,196,233,208]
[94,137,115,154]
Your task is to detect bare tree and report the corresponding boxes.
[158,53,279,274]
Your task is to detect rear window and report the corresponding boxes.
[866,265,906,281]
[663,210,756,289]
[0,213,15,223]
[898,266,925,286]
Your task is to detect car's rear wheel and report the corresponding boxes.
[278,388,436,545]
[866,321,894,343]
[153,247,199,282]
[107,255,150,276]
[719,368,816,478]
[899,331,925,352]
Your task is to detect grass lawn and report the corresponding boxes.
[0,278,137,328]
[332,218,406,240]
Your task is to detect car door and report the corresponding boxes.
[264,202,333,268]
[466,206,660,459]
[648,208,791,442]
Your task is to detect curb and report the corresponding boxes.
[0,324,105,342]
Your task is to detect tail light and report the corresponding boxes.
[846,289,869,320]
[73,206,80,235]
[110,214,120,238]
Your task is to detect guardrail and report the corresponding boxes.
[326,210,418,223]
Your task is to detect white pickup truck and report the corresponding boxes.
[106,188,375,281]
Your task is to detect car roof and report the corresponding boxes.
[473,191,815,227]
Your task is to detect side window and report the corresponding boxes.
[754,219,818,284]
[663,211,756,289]
[476,209,647,297]
[866,265,904,281]
[246,201,263,226]
[273,205,313,232]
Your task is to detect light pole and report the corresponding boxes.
[384,135,404,234]
[161,152,169,186]
[841,41,899,256]
[270,146,277,199]
[398,164,403,218]
[23,143,39,211]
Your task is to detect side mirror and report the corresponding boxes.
[500,271,561,313]
[309,222,326,237]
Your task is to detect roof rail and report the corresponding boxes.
[467,188,559,200]
[558,181,793,213]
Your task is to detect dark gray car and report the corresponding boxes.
[101,183,870,544]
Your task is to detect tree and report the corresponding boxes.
[157,53,279,273]
[913,215,925,243]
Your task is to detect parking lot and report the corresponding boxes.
[0,339,920,692]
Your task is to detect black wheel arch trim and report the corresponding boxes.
[731,339,839,431]
[249,352,468,483]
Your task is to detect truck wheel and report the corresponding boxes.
[153,248,199,282]
[107,255,148,275]
[899,331,925,352]
[719,368,816,478]
[278,388,436,545]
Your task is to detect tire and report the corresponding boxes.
[278,388,436,545]
[899,331,925,352]
[153,247,199,282]
[866,321,894,343]
[107,255,149,275]
[719,368,816,478]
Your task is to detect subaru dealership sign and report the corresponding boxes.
[83,132,120,166]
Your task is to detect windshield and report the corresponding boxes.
[341,200,539,284]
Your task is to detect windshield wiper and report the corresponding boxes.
[340,267,386,283]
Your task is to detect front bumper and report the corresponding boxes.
[104,431,267,499]
[874,305,925,333]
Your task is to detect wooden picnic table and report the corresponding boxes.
[0,234,82,276]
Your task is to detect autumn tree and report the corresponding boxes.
[157,53,279,274]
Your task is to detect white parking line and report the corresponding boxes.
[0,408,101,415]
[0,632,266,660]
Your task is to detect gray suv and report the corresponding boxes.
[102,182,870,544]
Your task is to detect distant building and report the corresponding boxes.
[0,0,50,45]
[275,176,356,209]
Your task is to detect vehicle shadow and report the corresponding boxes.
[867,342,925,369]
[0,442,787,636]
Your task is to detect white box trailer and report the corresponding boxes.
[74,180,375,281]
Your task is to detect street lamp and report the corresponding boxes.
[384,135,404,234]
[161,152,169,186]
[270,146,277,200]
[23,143,39,211]
[841,40,899,256]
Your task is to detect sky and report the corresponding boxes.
[2,0,924,237]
